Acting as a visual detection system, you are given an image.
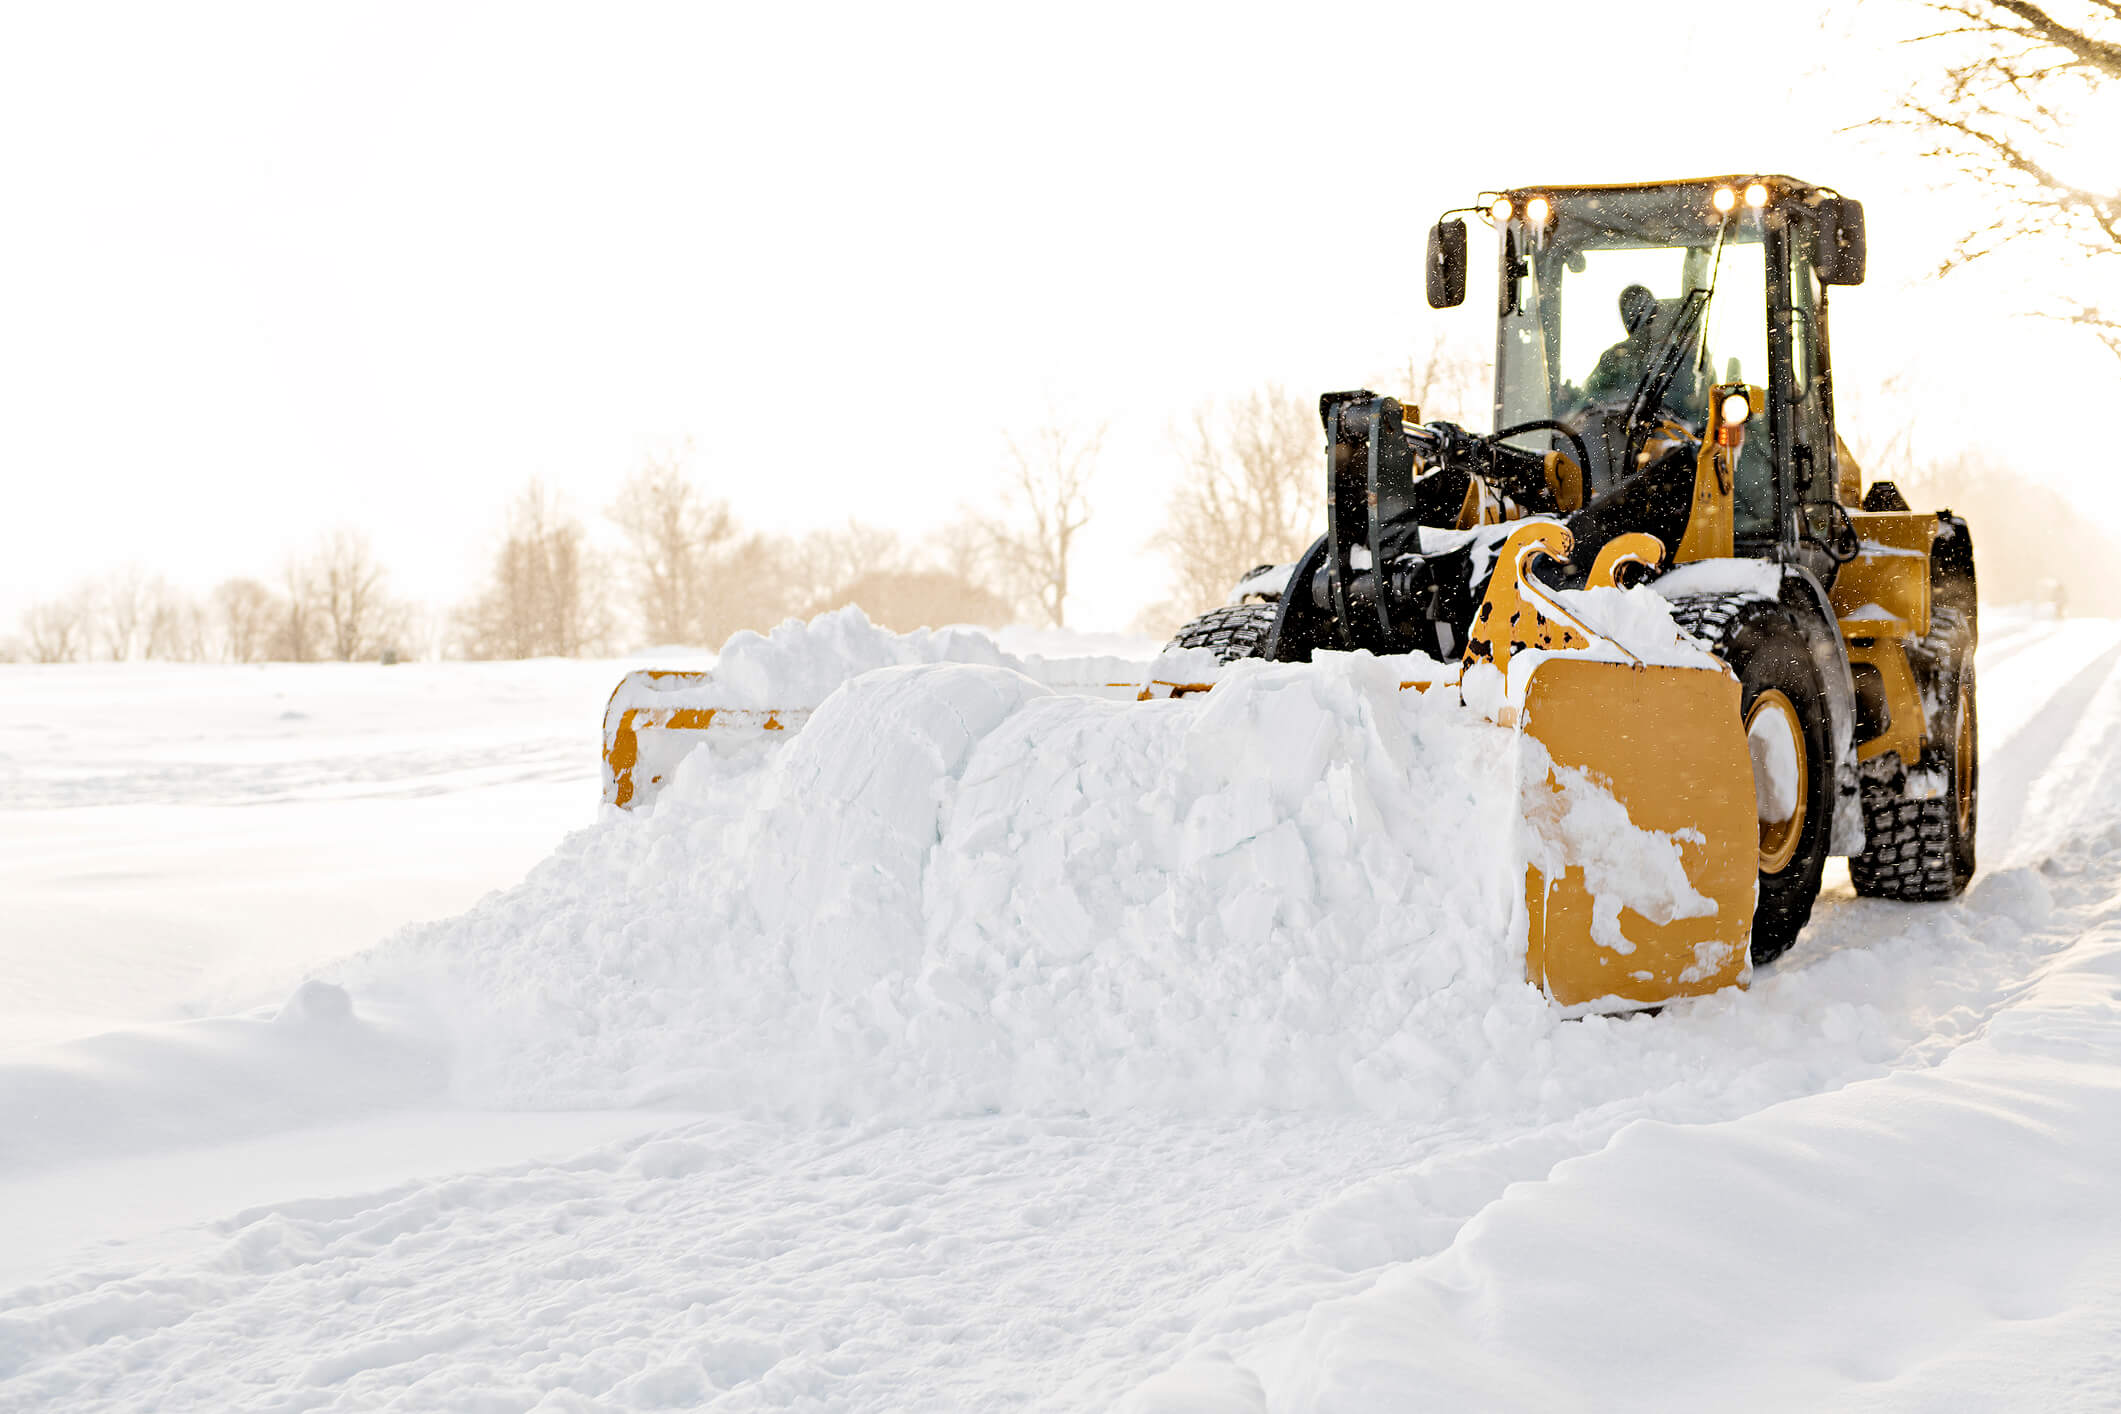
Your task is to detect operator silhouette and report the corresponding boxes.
[1581,283,1662,405]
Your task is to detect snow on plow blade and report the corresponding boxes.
[601,670,809,811]
[1517,657,1755,1010]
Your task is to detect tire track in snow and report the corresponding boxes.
[8,740,591,810]
[1981,635,2121,863]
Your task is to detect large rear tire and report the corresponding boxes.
[1669,593,1835,966]
[1848,605,1977,899]
[1167,603,1278,664]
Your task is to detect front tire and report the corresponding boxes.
[1166,603,1278,664]
[1669,593,1835,966]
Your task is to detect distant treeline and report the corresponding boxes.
[22,403,2098,666]
[5,346,1494,664]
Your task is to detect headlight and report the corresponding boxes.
[1745,182,1768,208]
[1721,392,1751,425]
[1712,186,1737,214]
[1525,196,1550,226]
[1490,196,1513,221]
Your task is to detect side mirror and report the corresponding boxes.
[1426,218,1468,308]
[1816,198,1866,286]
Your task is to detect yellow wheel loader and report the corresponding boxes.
[1170,175,1978,986]
[602,175,1977,1016]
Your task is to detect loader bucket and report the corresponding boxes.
[1517,656,1757,1010]
[602,670,809,812]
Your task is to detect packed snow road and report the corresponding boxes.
[4,609,2121,1411]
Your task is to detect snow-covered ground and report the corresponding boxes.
[0,656,692,1050]
[4,608,2120,1411]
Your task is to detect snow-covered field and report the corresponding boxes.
[5,608,2121,1411]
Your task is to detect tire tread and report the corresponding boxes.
[1849,604,1974,901]
[1168,603,1278,664]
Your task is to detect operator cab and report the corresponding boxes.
[1430,176,1866,573]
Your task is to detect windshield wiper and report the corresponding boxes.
[1621,210,1733,463]
[1621,287,1709,455]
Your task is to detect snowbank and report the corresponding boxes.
[313,602,1761,1121]
[342,646,1555,1118]
[0,601,1804,1172]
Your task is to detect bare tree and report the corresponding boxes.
[785,522,909,617]
[1387,328,1492,427]
[1153,385,1319,616]
[213,578,280,662]
[141,587,209,662]
[1884,2,2121,354]
[97,565,155,661]
[309,529,399,661]
[608,451,737,647]
[22,588,94,663]
[269,559,321,662]
[457,482,607,659]
[971,420,1103,628]
[832,567,1012,632]
[142,590,181,661]
[690,531,802,644]
[608,454,925,650]
[666,521,914,646]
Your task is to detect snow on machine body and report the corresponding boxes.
[602,175,1979,1016]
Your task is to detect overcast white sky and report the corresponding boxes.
[2,1,2114,633]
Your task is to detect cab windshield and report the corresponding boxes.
[1495,185,1772,533]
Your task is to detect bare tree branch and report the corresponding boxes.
[1882,0,2121,358]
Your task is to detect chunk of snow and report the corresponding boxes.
[1653,557,1781,600]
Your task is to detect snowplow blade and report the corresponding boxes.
[602,670,809,811]
[1518,656,1757,1011]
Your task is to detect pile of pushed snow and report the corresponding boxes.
[336,635,1574,1119]
[329,604,1737,1122]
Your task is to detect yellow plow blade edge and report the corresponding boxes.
[602,670,809,811]
[1518,657,1757,1011]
